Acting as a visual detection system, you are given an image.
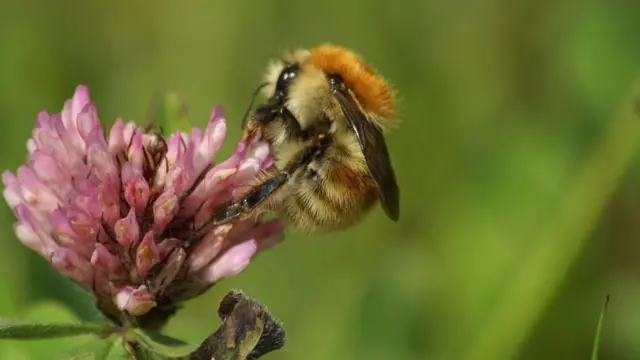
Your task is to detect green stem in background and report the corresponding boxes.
[0,321,114,340]
[590,295,610,360]
[465,77,640,360]
[145,91,192,135]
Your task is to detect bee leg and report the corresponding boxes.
[275,108,331,142]
[209,171,289,225]
[243,103,310,141]
[187,171,289,245]
[195,133,331,234]
[193,159,295,235]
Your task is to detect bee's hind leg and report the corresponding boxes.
[194,132,331,236]
[204,171,289,229]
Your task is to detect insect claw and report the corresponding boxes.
[242,124,261,142]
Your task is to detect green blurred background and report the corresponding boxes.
[1,1,640,359]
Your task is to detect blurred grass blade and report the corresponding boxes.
[0,320,112,340]
[58,336,117,360]
[189,290,285,360]
[465,76,640,360]
[146,91,191,135]
[591,295,610,360]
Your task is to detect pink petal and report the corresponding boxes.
[154,132,185,188]
[76,103,100,142]
[98,182,120,224]
[108,118,126,155]
[232,137,248,156]
[166,144,196,196]
[70,86,92,120]
[51,247,93,288]
[33,110,50,129]
[87,132,118,185]
[123,121,137,146]
[61,85,92,153]
[17,166,60,213]
[189,128,203,150]
[91,243,125,280]
[122,163,149,216]
[234,142,271,183]
[15,205,57,253]
[71,179,101,219]
[114,285,157,316]
[196,239,259,284]
[26,139,37,154]
[152,191,179,234]
[114,208,140,247]
[14,222,45,256]
[66,208,99,252]
[136,231,160,279]
[30,151,67,186]
[120,162,140,184]
[186,223,233,273]
[127,132,144,172]
[193,107,226,173]
[32,112,66,158]
[181,148,241,215]
[51,209,87,257]
[43,113,87,177]
[2,171,22,208]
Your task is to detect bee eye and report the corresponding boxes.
[276,64,299,94]
[327,73,344,88]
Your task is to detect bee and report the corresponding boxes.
[203,44,400,233]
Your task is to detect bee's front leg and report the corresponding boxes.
[243,104,307,140]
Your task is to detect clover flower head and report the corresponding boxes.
[2,86,284,328]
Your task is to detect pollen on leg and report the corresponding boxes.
[217,168,238,181]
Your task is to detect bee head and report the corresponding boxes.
[262,45,397,130]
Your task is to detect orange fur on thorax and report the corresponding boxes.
[306,44,396,122]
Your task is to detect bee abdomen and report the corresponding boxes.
[282,165,377,232]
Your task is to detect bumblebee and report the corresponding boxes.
[205,44,400,233]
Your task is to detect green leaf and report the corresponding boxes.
[132,329,194,358]
[65,282,110,325]
[139,330,191,348]
[145,91,191,136]
[107,341,131,360]
[125,334,180,360]
[58,336,117,360]
[591,295,610,360]
[0,320,112,340]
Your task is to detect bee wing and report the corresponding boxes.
[333,88,400,221]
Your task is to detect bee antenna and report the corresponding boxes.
[240,82,269,129]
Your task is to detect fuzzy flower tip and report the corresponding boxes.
[2,85,284,327]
